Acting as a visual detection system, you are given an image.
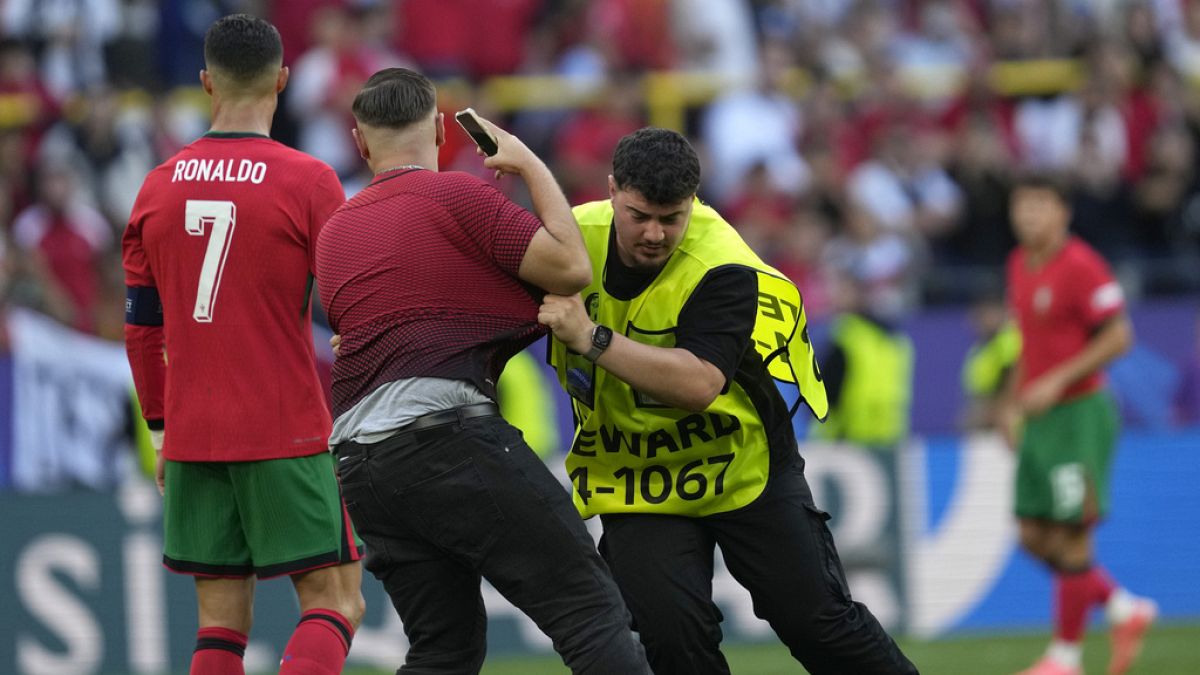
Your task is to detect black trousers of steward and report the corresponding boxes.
[599,459,918,675]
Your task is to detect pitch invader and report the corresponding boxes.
[1001,174,1156,675]
[123,14,364,675]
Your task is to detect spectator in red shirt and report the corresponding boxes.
[269,0,343,67]
[937,67,1019,160]
[0,39,59,164]
[587,0,676,70]
[1086,40,1164,183]
[723,161,798,242]
[13,162,111,333]
[771,208,835,320]
[554,73,644,204]
[394,0,543,80]
[393,0,472,77]
[466,0,544,79]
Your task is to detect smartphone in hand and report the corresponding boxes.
[454,108,499,156]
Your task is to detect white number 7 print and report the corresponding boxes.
[184,199,237,322]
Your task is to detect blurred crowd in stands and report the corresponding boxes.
[2,0,1200,343]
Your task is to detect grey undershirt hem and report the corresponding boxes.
[329,377,491,446]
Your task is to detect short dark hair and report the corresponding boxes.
[1012,171,1072,204]
[352,68,437,129]
[203,14,283,83]
[612,128,701,205]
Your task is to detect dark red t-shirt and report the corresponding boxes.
[316,168,545,417]
[1007,236,1125,401]
[316,166,547,415]
[123,133,344,462]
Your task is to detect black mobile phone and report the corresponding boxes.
[454,108,499,156]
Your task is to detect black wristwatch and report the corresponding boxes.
[584,324,613,362]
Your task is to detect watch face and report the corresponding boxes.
[594,325,613,349]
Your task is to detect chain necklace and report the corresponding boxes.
[375,164,424,175]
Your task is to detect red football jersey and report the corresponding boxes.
[123,133,345,462]
[1007,237,1125,401]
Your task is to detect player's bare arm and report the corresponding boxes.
[539,293,725,412]
[472,115,591,295]
[1020,314,1134,416]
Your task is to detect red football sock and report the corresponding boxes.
[190,626,247,675]
[1086,565,1116,605]
[278,609,355,675]
[1055,566,1116,642]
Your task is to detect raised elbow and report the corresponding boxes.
[518,227,594,294]
[676,381,723,413]
[562,257,593,293]
[676,397,715,414]
[543,255,592,295]
[670,358,727,412]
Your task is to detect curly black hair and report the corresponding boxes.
[203,14,283,83]
[612,128,701,205]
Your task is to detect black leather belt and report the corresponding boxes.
[400,402,500,433]
[334,402,501,463]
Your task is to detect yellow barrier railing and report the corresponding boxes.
[478,59,1086,130]
[25,58,1090,133]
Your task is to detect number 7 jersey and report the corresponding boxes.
[123,133,345,462]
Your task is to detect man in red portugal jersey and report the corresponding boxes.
[123,15,364,675]
[1002,174,1156,675]
[316,68,650,674]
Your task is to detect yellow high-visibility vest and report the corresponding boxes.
[812,313,913,448]
[963,323,1021,397]
[550,198,826,517]
[497,349,559,460]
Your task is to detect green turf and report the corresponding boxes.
[339,622,1200,675]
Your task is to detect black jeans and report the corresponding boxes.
[335,413,649,675]
[599,460,918,675]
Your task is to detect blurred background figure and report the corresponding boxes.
[811,267,914,450]
[0,39,59,166]
[702,39,808,205]
[823,197,918,321]
[393,0,543,80]
[496,349,561,461]
[1,0,120,100]
[11,162,110,333]
[38,86,156,225]
[288,3,410,178]
[670,0,758,84]
[553,72,644,204]
[846,119,962,245]
[960,288,1021,431]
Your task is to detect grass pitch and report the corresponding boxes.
[340,622,1200,675]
